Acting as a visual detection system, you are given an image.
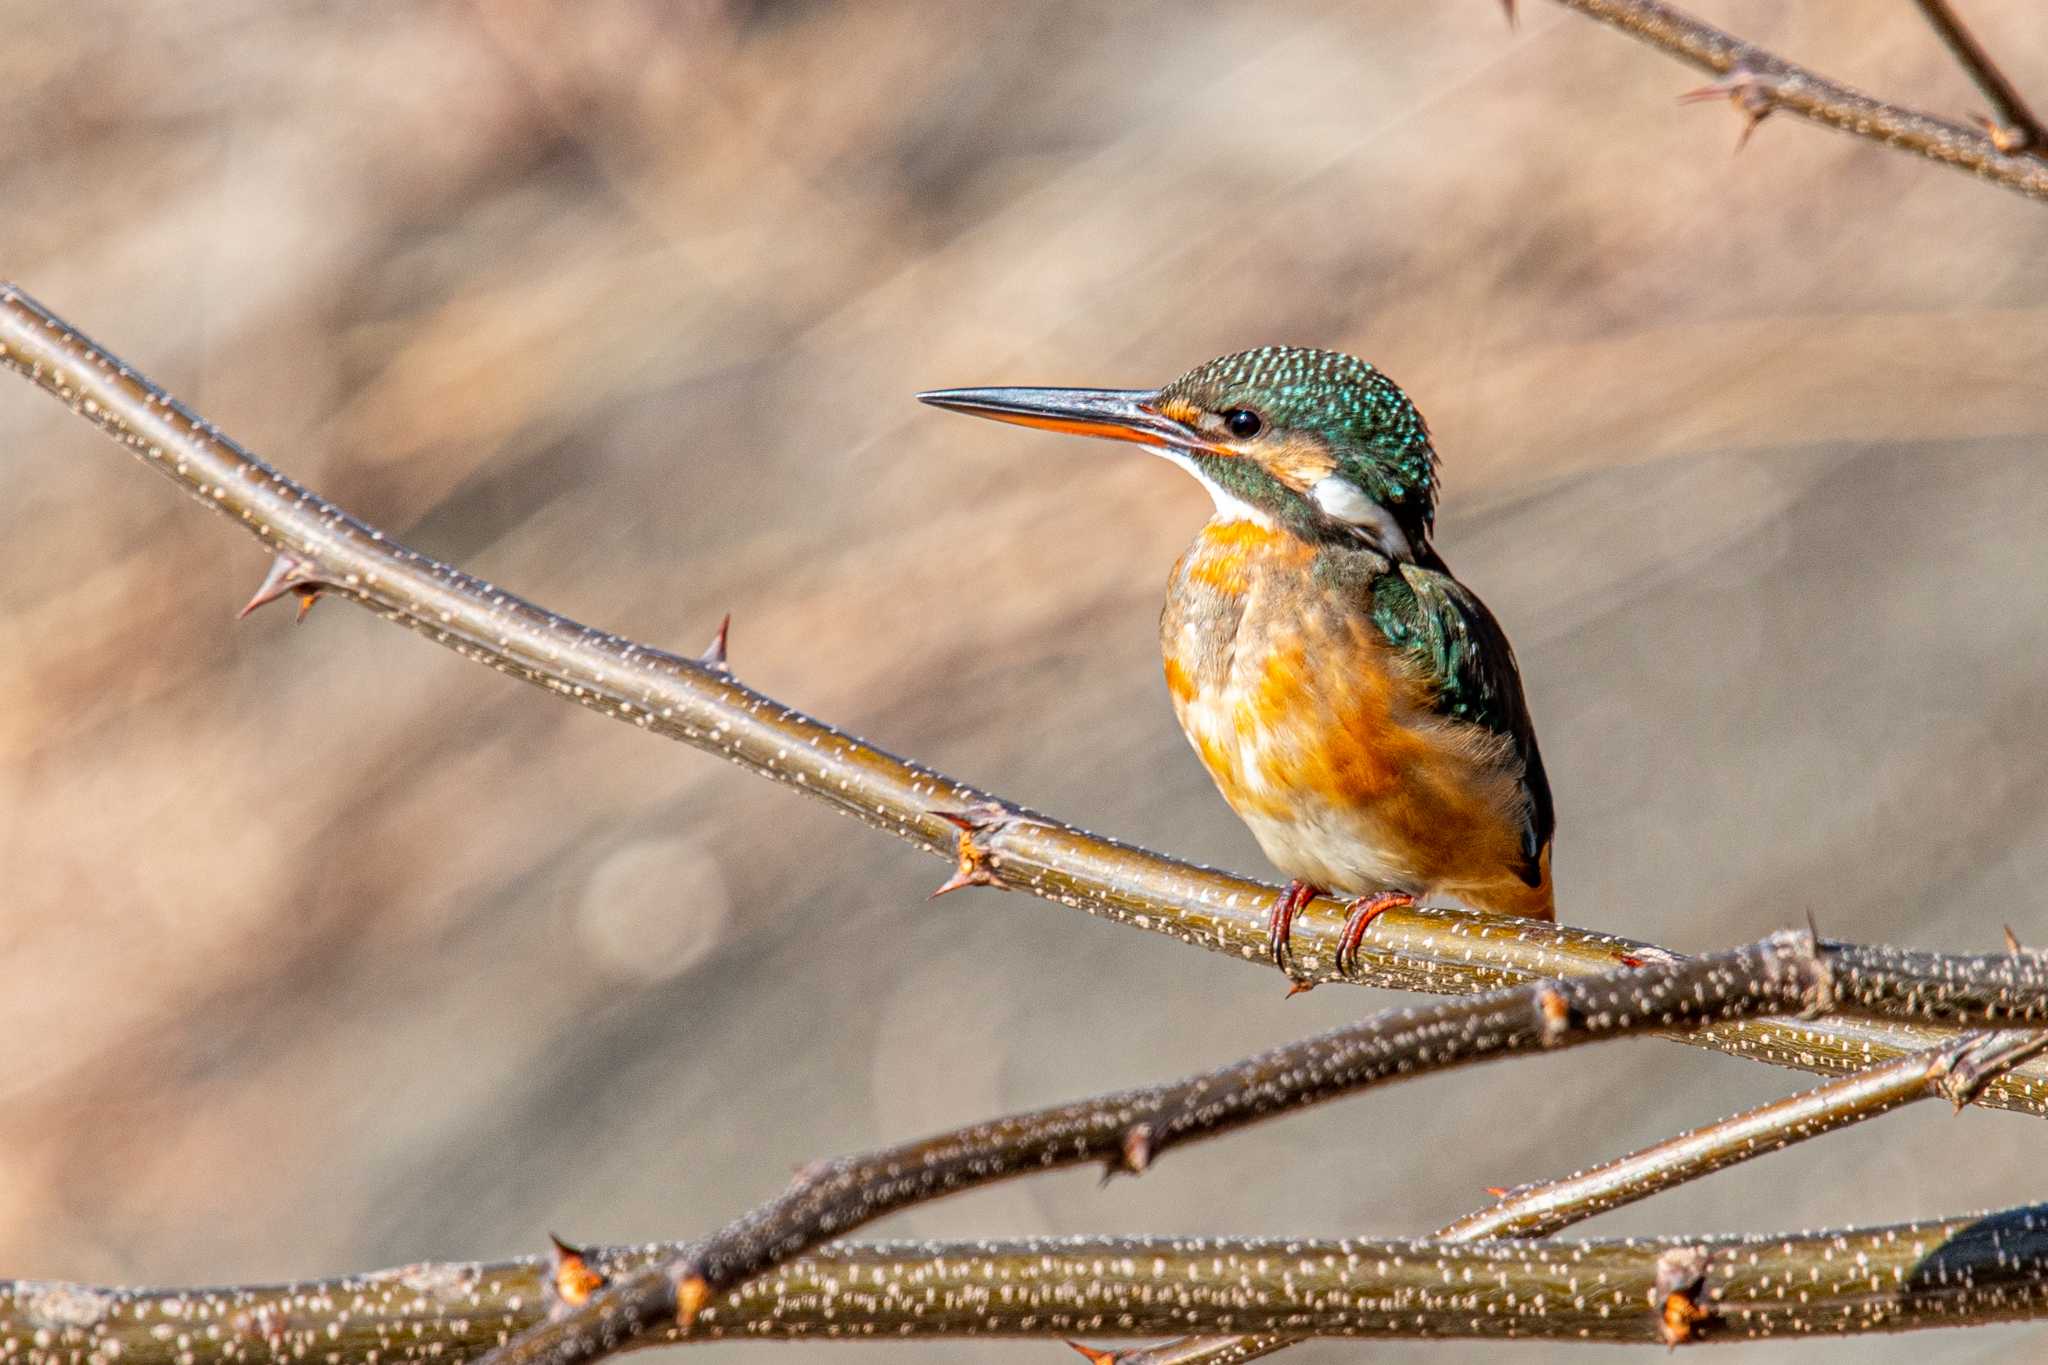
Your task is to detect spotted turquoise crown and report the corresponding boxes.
[1159,345,1439,538]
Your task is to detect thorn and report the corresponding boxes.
[1534,982,1571,1046]
[238,552,325,622]
[1802,907,1823,948]
[1120,1123,1154,1176]
[1678,66,1775,152]
[927,803,1012,898]
[1653,1246,1713,1347]
[1485,1185,1511,1199]
[547,1234,606,1312]
[1972,113,2032,154]
[698,614,731,673]
[928,801,1009,833]
[927,861,998,899]
[1065,1342,1120,1365]
[674,1273,711,1330]
[2005,924,2024,955]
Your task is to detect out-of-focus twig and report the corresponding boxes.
[13,1208,2048,1357]
[472,930,2048,1365]
[1544,0,2048,201]
[6,286,2048,1115]
[1912,0,2048,154]
[1118,1026,2048,1365]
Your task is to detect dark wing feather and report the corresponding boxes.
[1370,555,1553,885]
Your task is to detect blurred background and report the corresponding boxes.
[4,1,2048,1359]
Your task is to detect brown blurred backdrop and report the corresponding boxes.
[5,2,2048,1360]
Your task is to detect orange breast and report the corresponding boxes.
[1239,632,1426,814]
[1160,520,1535,903]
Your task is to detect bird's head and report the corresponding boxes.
[919,345,1438,561]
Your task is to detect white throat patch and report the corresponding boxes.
[1312,475,1414,562]
[1158,448,1276,529]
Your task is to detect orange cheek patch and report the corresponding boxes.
[1260,434,1338,489]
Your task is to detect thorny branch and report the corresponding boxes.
[1119,1026,2048,1364]
[470,931,2048,1365]
[1911,0,2048,154]
[1541,0,2048,202]
[13,1206,2048,1357]
[5,4,2045,1357]
[6,285,2048,1117]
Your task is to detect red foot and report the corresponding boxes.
[1334,890,1417,975]
[1265,879,1322,985]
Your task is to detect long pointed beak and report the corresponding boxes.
[916,386,1187,448]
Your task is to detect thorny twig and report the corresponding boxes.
[6,285,2048,1117]
[1119,1027,2048,1364]
[13,1207,2048,1356]
[1542,0,2048,201]
[470,931,2048,1365]
[1912,0,2048,154]
[5,5,2045,1357]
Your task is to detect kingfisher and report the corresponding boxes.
[919,347,1554,987]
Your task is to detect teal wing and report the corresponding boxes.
[1370,558,1553,885]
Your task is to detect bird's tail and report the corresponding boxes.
[1448,847,1555,922]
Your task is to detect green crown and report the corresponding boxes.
[1160,345,1439,533]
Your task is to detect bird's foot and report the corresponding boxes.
[1333,890,1418,977]
[1265,879,1323,989]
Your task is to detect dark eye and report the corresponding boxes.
[1223,408,1263,439]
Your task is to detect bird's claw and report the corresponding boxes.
[1333,890,1417,976]
[1265,880,1321,986]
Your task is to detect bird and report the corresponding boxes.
[919,346,1553,988]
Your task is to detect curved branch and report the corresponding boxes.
[475,931,2048,1365]
[1547,0,2048,202]
[1127,1027,2048,1364]
[1912,0,2047,154]
[5,284,2048,1115]
[12,1207,2048,1357]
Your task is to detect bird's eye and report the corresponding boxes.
[1223,408,1263,439]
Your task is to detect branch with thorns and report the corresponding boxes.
[12,279,2048,1352]
[468,932,2048,1365]
[1113,1026,2048,1363]
[1510,0,2048,198]
[5,284,2046,1111]
[12,1203,2048,1357]
[7,3,2048,1361]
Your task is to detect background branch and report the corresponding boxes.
[1547,0,2048,201]
[6,285,2048,1129]
[1912,0,2048,153]
[13,1206,2048,1357]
